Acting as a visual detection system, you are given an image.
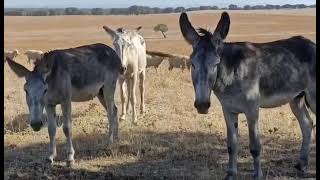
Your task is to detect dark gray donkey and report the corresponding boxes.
[6,43,124,166]
[179,12,316,179]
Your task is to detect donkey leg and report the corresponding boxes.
[306,86,316,115]
[45,105,57,164]
[103,80,118,145]
[119,77,127,121]
[61,101,75,166]
[139,71,145,114]
[130,75,138,125]
[222,107,239,179]
[245,109,263,179]
[97,89,108,110]
[126,78,131,113]
[97,89,119,142]
[290,97,313,172]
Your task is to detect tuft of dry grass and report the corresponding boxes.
[4,9,316,179]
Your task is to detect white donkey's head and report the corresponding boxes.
[103,26,142,72]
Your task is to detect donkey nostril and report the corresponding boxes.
[195,101,210,110]
[31,119,43,126]
[206,102,211,108]
[30,120,43,131]
[120,66,127,74]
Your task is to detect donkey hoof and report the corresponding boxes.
[224,174,236,180]
[132,120,138,126]
[294,162,307,172]
[253,174,263,180]
[253,169,263,180]
[45,158,54,165]
[119,115,126,121]
[224,171,237,180]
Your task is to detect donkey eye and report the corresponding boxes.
[43,89,48,95]
[191,63,195,69]
[25,89,29,96]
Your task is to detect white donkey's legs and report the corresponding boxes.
[119,77,128,121]
[139,71,145,114]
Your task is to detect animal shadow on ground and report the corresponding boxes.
[5,113,30,133]
[5,103,100,133]
[5,113,59,133]
[4,130,316,179]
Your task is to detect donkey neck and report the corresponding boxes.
[212,42,251,93]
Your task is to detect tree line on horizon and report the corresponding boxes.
[4,4,316,16]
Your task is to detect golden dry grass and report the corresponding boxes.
[4,9,316,179]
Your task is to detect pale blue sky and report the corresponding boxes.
[4,0,316,8]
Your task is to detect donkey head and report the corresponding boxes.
[13,49,20,57]
[180,12,230,114]
[103,26,142,72]
[6,56,52,131]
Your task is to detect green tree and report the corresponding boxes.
[153,24,168,38]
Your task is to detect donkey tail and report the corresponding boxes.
[304,96,310,109]
[296,92,310,109]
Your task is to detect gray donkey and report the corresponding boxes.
[6,43,124,165]
[179,12,316,179]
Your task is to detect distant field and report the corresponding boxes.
[195,8,316,16]
[4,9,316,179]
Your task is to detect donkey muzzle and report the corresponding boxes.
[194,100,210,114]
[119,66,127,75]
[30,120,43,132]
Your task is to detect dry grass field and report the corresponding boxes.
[4,8,316,179]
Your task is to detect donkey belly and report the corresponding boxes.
[259,73,307,108]
[71,83,104,102]
[258,61,309,108]
[260,92,302,108]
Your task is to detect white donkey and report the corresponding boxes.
[103,26,147,124]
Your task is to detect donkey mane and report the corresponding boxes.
[41,51,52,59]
[38,49,63,62]
[197,28,213,39]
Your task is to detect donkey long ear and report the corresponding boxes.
[36,58,53,80]
[116,27,124,33]
[42,64,52,80]
[33,58,42,66]
[136,26,142,32]
[6,57,31,78]
[103,26,117,39]
[179,12,199,46]
[213,12,230,40]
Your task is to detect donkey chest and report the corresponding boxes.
[123,64,142,78]
[214,80,260,113]
[215,92,249,113]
